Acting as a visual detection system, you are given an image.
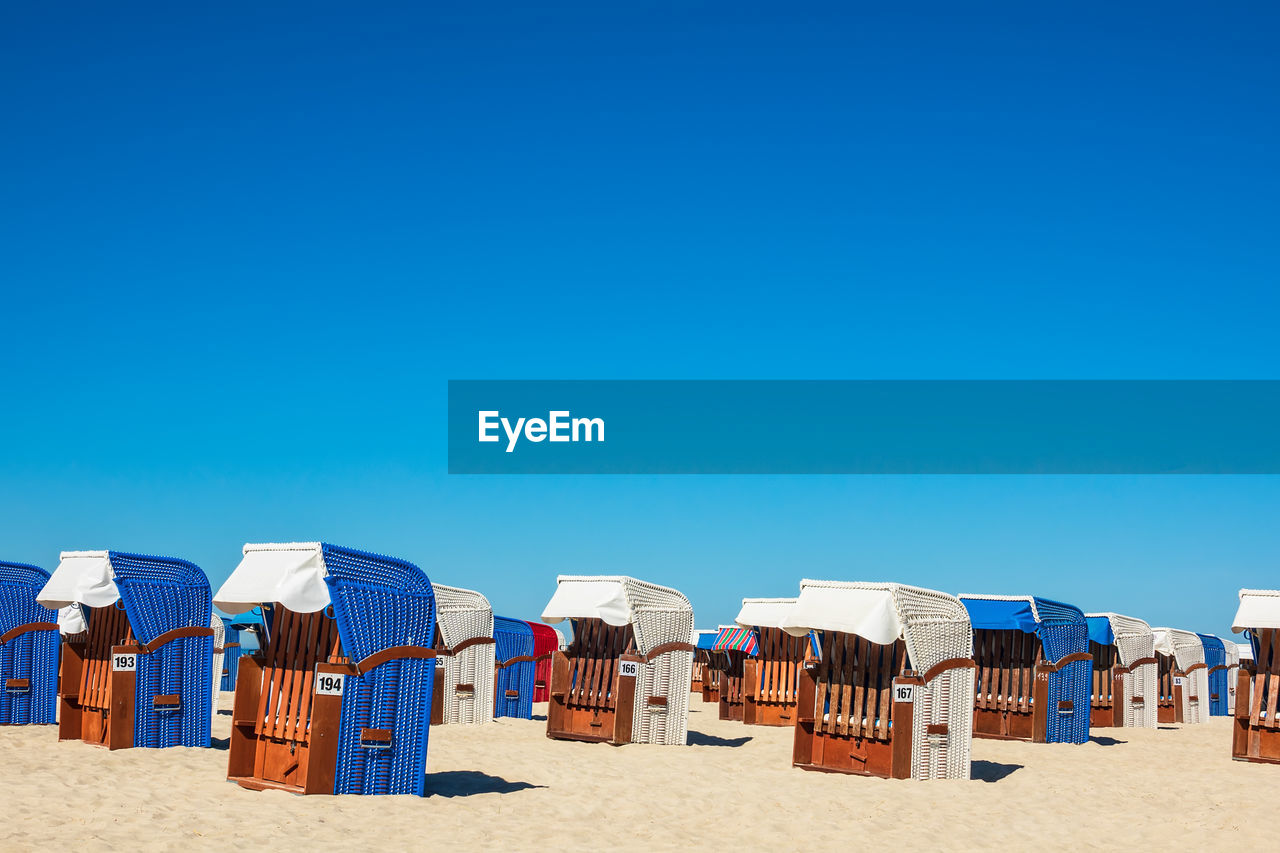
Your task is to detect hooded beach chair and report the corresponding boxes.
[1222,640,1240,715]
[708,624,757,722]
[1151,627,1209,724]
[210,614,226,712]
[783,580,975,779]
[493,616,535,720]
[1199,633,1230,717]
[691,629,716,696]
[541,575,695,746]
[736,598,812,727]
[958,595,1092,744]
[1084,613,1158,729]
[219,623,243,692]
[216,542,437,795]
[529,621,561,703]
[695,630,723,703]
[0,561,60,725]
[1230,589,1280,764]
[38,550,214,749]
[431,584,495,726]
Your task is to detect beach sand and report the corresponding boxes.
[1,693,1268,851]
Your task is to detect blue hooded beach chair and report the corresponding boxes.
[1198,633,1229,717]
[37,550,214,749]
[710,625,758,722]
[959,594,1093,744]
[217,542,437,796]
[0,561,60,726]
[493,616,536,719]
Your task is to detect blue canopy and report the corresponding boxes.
[1086,616,1115,646]
[696,631,717,650]
[959,597,1039,633]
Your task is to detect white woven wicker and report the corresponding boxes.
[1154,627,1209,724]
[211,613,226,714]
[1086,612,1157,728]
[789,580,974,781]
[1222,639,1240,714]
[433,583,495,726]
[546,575,694,746]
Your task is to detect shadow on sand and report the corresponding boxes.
[532,714,547,722]
[210,736,231,751]
[1089,735,1126,747]
[685,731,752,748]
[424,770,546,798]
[970,760,1022,783]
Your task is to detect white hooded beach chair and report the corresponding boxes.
[1152,627,1209,724]
[431,583,495,726]
[1085,613,1158,729]
[735,598,810,727]
[781,580,975,780]
[541,575,695,746]
[1230,589,1280,764]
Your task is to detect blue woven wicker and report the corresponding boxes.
[1032,597,1092,745]
[322,544,436,797]
[0,561,59,726]
[109,552,213,749]
[1198,633,1228,717]
[493,616,535,720]
[220,624,241,692]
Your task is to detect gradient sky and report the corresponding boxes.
[2,4,1276,640]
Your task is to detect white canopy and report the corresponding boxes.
[1238,643,1254,661]
[781,582,902,646]
[1232,589,1280,633]
[1152,627,1201,657]
[214,543,330,615]
[541,577,633,627]
[735,598,797,630]
[57,604,88,635]
[38,551,119,610]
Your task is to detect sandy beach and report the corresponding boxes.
[0,693,1267,852]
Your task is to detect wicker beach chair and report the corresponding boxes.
[784,580,975,779]
[493,616,536,720]
[430,584,495,726]
[736,598,811,727]
[219,623,243,692]
[541,575,695,746]
[708,625,757,722]
[1151,627,1209,724]
[690,629,716,696]
[959,595,1093,744]
[1230,589,1280,764]
[1198,633,1231,718]
[0,561,60,726]
[38,550,214,749]
[217,542,438,795]
[1084,613,1158,729]
[1222,640,1240,715]
[529,622,561,703]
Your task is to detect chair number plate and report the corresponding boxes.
[315,673,346,696]
[1173,677,1185,687]
[894,684,915,702]
[113,653,137,671]
[619,661,640,678]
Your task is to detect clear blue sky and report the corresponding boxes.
[2,4,1276,641]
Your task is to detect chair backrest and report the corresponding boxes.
[973,628,1040,712]
[811,632,907,741]
[79,604,134,712]
[255,606,343,742]
[754,626,808,707]
[564,617,635,714]
[1090,640,1118,708]
[1247,628,1278,732]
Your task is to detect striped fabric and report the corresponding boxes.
[713,625,758,656]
